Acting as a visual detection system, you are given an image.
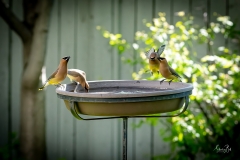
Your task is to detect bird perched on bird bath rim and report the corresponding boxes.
[145,45,166,75]
[67,69,89,93]
[157,57,182,85]
[39,56,70,90]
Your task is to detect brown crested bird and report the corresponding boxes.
[157,57,182,85]
[39,56,70,90]
[145,45,166,75]
[67,69,89,92]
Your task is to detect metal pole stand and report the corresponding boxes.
[69,96,189,160]
[123,117,128,160]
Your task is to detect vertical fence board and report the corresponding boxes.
[86,0,114,159]
[110,118,121,160]
[45,0,61,159]
[210,0,226,54]
[76,0,115,159]
[111,1,122,158]
[229,0,240,53]
[76,0,91,77]
[112,1,122,156]
[0,11,10,147]
[135,0,153,71]
[10,0,22,136]
[173,0,190,23]
[153,121,171,157]
[155,0,171,21]
[75,119,89,160]
[91,0,112,80]
[192,0,208,58]
[229,0,240,29]
[58,0,76,159]
[126,118,135,160]
[153,2,172,158]
[111,0,121,80]
[119,1,136,159]
[119,0,135,80]
[86,120,112,160]
[135,1,153,160]
[75,0,91,159]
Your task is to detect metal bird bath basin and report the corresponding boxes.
[56,80,193,159]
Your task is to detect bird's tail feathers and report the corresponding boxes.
[38,82,49,90]
[175,75,182,82]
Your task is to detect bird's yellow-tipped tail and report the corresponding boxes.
[38,82,48,91]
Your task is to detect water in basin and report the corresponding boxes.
[76,87,173,94]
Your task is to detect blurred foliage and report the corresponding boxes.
[0,132,24,160]
[97,12,240,160]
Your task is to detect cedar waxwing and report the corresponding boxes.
[145,45,166,75]
[67,69,89,92]
[157,57,182,85]
[39,56,70,90]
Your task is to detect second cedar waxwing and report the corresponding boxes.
[67,69,89,92]
[39,56,70,90]
[158,57,182,85]
[145,45,166,75]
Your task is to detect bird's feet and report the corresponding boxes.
[73,84,79,93]
[145,69,150,73]
[160,79,166,85]
[168,79,173,85]
[71,81,78,85]
[55,83,64,89]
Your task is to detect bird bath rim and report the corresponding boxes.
[56,80,193,99]
[56,80,193,116]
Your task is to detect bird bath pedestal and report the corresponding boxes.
[56,80,193,160]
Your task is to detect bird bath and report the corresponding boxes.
[56,80,193,160]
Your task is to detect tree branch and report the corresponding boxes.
[22,0,52,88]
[195,100,216,135]
[0,0,31,43]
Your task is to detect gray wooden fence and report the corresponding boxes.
[0,0,240,159]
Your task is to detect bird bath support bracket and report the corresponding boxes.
[69,96,189,120]
[69,96,189,160]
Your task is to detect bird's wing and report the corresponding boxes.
[68,70,86,79]
[169,67,181,78]
[78,70,86,79]
[145,48,155,58]
[47,68,59,80]
[80,71,86,77]
[67,70,79,77]
[156,45,166,57]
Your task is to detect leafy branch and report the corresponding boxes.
[98,12,240,159]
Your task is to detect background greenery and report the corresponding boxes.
[98,12,240,160]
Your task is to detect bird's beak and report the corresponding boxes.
[150,57,155,60]
[85,85,89,92]
[66,56,70,62]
